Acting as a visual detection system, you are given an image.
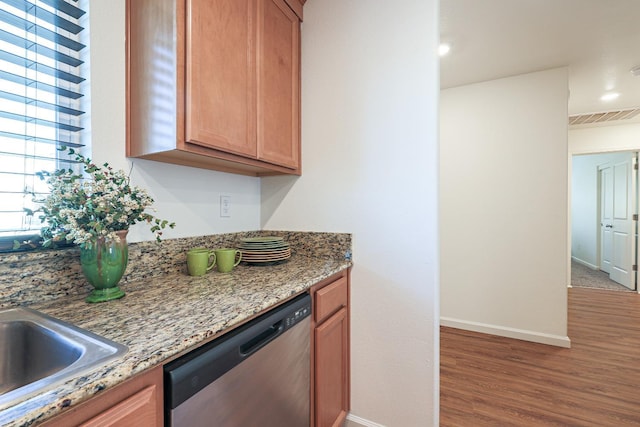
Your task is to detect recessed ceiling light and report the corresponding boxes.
[600,92,620,102]
[438,43,451,57]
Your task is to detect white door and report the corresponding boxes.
[610,156,636,289]
[600,166,613,274]
[599,154,637,290]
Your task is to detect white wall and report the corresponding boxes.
[440,68,570,347]
[571,152,633,268]
[88,0,261,244]
[570,123,640,155]
[261,1,440,425]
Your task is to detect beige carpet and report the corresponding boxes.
[571,260,635,292]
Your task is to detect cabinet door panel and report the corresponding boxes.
[315,307,348,427]
[186,0,257,157]
[79,385,159,427]
[257,0,300,169]
[42,366,162,427]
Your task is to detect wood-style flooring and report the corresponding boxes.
[440,287,640,426]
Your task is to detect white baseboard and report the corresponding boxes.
[571,256,599,270]
[346,413,386,427]
[440,317,571,348]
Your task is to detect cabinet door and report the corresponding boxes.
[315,307,348,427]
[186,0,257,157]
[79,385,159,427]
[41,366,163,427]
[256,0,300,169]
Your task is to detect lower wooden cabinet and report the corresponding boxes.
[41,366,163,427]
[311,270,350,427]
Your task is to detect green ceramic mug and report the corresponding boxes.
[187,248,216,276]
[214,248,242,273]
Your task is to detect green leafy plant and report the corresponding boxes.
[27,147,175,248]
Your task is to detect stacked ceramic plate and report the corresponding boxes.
[239,236,291,265]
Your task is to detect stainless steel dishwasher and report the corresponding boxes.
[164,293,311,427]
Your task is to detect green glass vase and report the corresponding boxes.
[80,230,128,303]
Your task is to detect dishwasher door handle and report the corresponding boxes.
[239,320,284,357]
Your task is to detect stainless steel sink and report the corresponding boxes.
[0,307,127,409]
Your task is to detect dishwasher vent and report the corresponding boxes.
[569,108,640,125]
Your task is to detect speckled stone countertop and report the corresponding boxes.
[0,231,351,427]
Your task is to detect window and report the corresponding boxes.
[0,0,87,251]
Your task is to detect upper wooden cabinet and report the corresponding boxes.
[256,0,300,169]
[127,0,302,176]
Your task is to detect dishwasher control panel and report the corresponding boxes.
[284,304,310,330]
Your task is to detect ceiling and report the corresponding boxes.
[440,0,640,119]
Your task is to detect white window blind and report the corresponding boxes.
[0,0,86,247]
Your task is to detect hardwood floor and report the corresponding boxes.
[440,287,640,426]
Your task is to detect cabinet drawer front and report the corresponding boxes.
[315,276,348,323]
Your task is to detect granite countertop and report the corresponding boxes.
[0,231,351,427]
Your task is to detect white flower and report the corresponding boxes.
[31,147,175,248]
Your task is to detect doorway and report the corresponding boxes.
[571,151,638,291]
